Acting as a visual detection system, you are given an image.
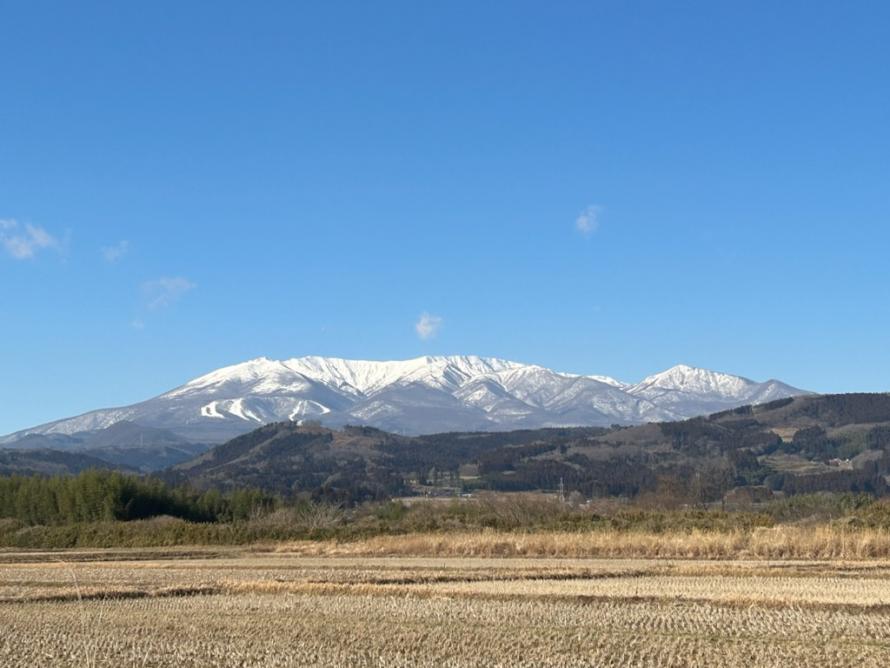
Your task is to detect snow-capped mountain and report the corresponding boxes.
[1,356,809,444]
[627,364,803,417]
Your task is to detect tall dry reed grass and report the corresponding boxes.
[276,526,890,560]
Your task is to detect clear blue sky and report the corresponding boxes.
[1,1,889,434]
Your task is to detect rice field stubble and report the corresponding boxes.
[2,546,890,667]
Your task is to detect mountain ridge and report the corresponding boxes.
[1,355,809,444]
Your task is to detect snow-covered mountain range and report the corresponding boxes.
[1,356,809,444]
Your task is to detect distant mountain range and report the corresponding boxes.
[0,356,809,446]
[6,392,889,504]
[0,421,208,473]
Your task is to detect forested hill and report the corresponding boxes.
[164,423,607,502]
[0,449,135,477]
[164,393,890,505]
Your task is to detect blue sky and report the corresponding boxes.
[1,1,889,434]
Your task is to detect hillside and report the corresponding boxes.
[166,422,607,501]
[167,393,890,504]
[0,449,135,477]
[0,422,208,472]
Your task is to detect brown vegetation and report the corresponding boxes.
[1,550,890,666]
[275,526,890,560]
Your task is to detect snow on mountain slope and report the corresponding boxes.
[629,365,754,398]
[586,375,628,389]
[284,355,520,395]
[1,357,810,444]
[627,364,805,416]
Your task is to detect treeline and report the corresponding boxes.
[2,489,890,550]
[0,470,274,526]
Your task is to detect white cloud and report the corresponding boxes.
[102,240,130,263]
[575,205,602,237]
[415,312,443,340]
[143,276,196,310]
[0,219,60,259]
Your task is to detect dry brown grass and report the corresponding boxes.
[276,526,890,559]
[3,547,890,666]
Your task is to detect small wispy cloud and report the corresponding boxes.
[102,240,130,263]
[0,219,60,259]
[575,205,602,237]
[143,276,196,310]
[415,312,443,340]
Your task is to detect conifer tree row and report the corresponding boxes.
[0,470,274,526]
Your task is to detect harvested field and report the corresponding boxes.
[1,547,890,666]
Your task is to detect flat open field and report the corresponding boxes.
[2,547,890,667]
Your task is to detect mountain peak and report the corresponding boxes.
[630,364,754,396]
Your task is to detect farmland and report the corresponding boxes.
[2,546,890,666]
